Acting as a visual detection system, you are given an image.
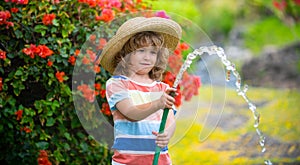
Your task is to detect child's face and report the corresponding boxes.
[128,46,158,75]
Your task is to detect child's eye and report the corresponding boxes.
[150,51,157,55]
[137,49,144,52]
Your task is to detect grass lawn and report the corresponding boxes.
[169,85,300,164]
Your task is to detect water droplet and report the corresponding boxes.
[226,70,231,82]
[222,58,231,66]
[253,111,260,120]
[187,53,197,60]
[254,120,259,128]
[264,160,273,165]
[243,84,248,93]
[256,128,262,136]
[259,137,265,147]
[249,103,256,111]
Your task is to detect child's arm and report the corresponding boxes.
[115,88,176,121]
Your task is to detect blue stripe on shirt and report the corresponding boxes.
[114,121,160,136]
[112,137,168,152]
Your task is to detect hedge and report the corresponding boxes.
[0,0,200,164]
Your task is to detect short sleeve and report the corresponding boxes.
[105,76,130,111]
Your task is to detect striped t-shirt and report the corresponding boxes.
[106,75,174,165]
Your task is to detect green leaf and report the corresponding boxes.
[64,132,72,141]
[62,29,69,38]
[14,30,23,39]
[63,143,71,150]
[52,19,59,26]
[34,25,48,32]
[54,150,65,162]
[47,110,53,116]
[15,69,23,76]
[46,117,55,126]
[51,100,60,109]
[35,141,49,149]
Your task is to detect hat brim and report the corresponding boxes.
[99,17,182,74]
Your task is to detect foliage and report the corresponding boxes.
[242,0,300,54]
[150,0,201,24]
[244,16,300,53]
[0,0,152,164]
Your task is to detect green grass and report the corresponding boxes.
[170,85,300,164]
[244,17,300,54]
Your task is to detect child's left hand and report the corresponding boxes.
[152,131,170,148]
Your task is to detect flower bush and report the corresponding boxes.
[0,1,201,164]
[0,0,151,164]
[272,0,300,22]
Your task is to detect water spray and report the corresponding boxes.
[153,45,272,165]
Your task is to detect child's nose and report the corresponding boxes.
[143,51,151,59]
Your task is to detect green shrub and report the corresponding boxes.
[0,0,151,164]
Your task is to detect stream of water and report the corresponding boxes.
[173,45,272,165]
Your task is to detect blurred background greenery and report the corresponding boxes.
[151,0,300,52]
[149,0,300,164]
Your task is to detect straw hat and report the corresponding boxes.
[99,16,182,74]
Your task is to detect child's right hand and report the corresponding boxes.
[159,88,176,109]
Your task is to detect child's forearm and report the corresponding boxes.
[116,99,164,121]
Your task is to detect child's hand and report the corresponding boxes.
[152,131,170,148]
[160,88,176,109]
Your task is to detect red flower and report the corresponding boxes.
[163,71,176,87]
[0,11,10,22]
[22,44,53,59]
[0,77,3,91]
[38,150,52,165]
[174,87,182,107]
[10,8,19,13]
[82,56,90,64]
[100,89,106,98]
[77,84,95,102]
[55,71,65,83]
[0,10,14,28]
[68,55,76,65]
[181,74,201,101]
[51,0,60,4]
[179,42,189,51]
[293,0,300,5]
[86,49,96,61]
[89,34,96,42]
[5,0,28,5]
[95,83,101,90]
[96,8,115,22]
[97,38,107,50]
[94,65,101,73]
[168,53,182,74]
[47,60,53,67]
[22,44,38,58]
[23,126,32,133]
[37,45,54,58]
[74,49,80,56]
[101,102,111,116]
[42,13,56,25]
[0,50,6,60]
[15,109,23,121]
[273,0,287,11]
